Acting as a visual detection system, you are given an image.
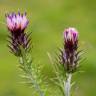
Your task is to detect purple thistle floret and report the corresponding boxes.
[6,12,31,56]
[60,27,79,73]
[64,28,78,52]
[6,12,28,32]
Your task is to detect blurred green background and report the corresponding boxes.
[0,0,96,96]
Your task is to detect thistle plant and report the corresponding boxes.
[6,12,44,96]
[61,27,78,73]
[60,28,79,96]
[48,27,82,96]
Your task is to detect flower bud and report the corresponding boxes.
[64,27,78,51]
[59,27,79,73]
[64,28,78,43]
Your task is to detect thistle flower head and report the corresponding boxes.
[6,12,31,56]
[59,27,80,73]
[64,28,78,43]
[64,27,78,51]
[6,12,28,32]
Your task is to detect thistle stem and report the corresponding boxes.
[19,54,44,96]
[64,73,72,96]
[28,68,44,96]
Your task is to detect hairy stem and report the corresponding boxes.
[19,53,44,96]
[64,73,72,96]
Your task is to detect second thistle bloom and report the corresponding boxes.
[6,12,31,56]
[64,28,78,51]
[60,27,79,73]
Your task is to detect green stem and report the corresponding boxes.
[28,69,44,96]
[64,73,72,96]
[19,54,44,96]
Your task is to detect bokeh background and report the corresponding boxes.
[0,0,96,96]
